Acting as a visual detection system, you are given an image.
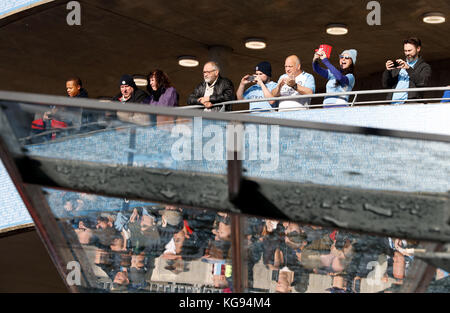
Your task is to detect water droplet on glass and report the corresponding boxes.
[363,203,393,217]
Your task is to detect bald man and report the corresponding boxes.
[272,55,315,111]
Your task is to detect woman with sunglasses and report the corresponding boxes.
[313,49,357,107]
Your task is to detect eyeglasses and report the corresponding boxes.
[203,70,217,74]
[339,55,352,60]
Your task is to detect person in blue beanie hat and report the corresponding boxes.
[313,48,357,108]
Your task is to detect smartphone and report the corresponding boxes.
[247,75,255,82]
[393,60,401,67]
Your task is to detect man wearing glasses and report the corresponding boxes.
[187,61,235,111]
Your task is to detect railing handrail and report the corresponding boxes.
[1,88,450,144]
[230,97,450,114]
[201,86,450,109]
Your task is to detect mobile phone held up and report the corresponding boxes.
[247,75,256,82]
[393,60,401,68]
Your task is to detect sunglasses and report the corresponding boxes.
[339,55,352,60]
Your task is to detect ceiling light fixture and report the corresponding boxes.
[245,38,267,50]
[326,24,348,35]
[422,12,446,24]
[133,75,148,87]
[178,56,199,67]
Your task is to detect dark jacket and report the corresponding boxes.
[74,88,106,132]
[76,88,88,98]
[382,57,432,101]
[112,88,149,104]
[187,76,235,111]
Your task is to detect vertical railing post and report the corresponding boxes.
[227,121,246,292]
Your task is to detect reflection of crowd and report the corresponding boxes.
[60,192,446,293]
[244,218,429,293]
[64,193,233,292]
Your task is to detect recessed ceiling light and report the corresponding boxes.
[423,12,446,24]
[133,75,148,87]
[178,56,199,67]
[245,38,267,50]
[326,24,348,35]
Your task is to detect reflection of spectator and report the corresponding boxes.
[74,221,94,245]
[160,208,183,229]
[386,238,416,284]
[128,252,148,290]
[62,193,83,216]
[112,270,130,291]
[30,107,69,143]
[273,267,295,293]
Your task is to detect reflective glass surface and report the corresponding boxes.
[44,188,233,292]
[43,188,449,293]
[0,159,32,232]
[241,216,449,293]
[3,102,228,174]
[240,123,450,193]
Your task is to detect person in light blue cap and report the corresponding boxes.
[313,48,357,107]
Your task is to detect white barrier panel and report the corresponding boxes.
[0,158,32,232]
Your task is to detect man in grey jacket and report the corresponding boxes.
[382,37,432,104]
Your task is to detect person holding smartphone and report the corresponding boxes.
[236,61,277,113]
[313,48,357,107]
[271,55,315,111]
[382,37,432,104]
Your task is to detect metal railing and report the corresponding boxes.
[179,86,450,113]
[1,88,449,144]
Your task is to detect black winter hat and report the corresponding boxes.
[255,61,272,77]
[119,74,138,90]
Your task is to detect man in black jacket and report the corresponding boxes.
[113,74,149,104]
[112,74,150,126]
[187,61,235,111]
[65,77,103,132]
[382,37,432,104]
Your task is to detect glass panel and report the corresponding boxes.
[1,101,227,174]
[240,123,450,193]
[242,215,449,293]
[260,104,450,136]
[0,159,33,232]
[44,188,233,293]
